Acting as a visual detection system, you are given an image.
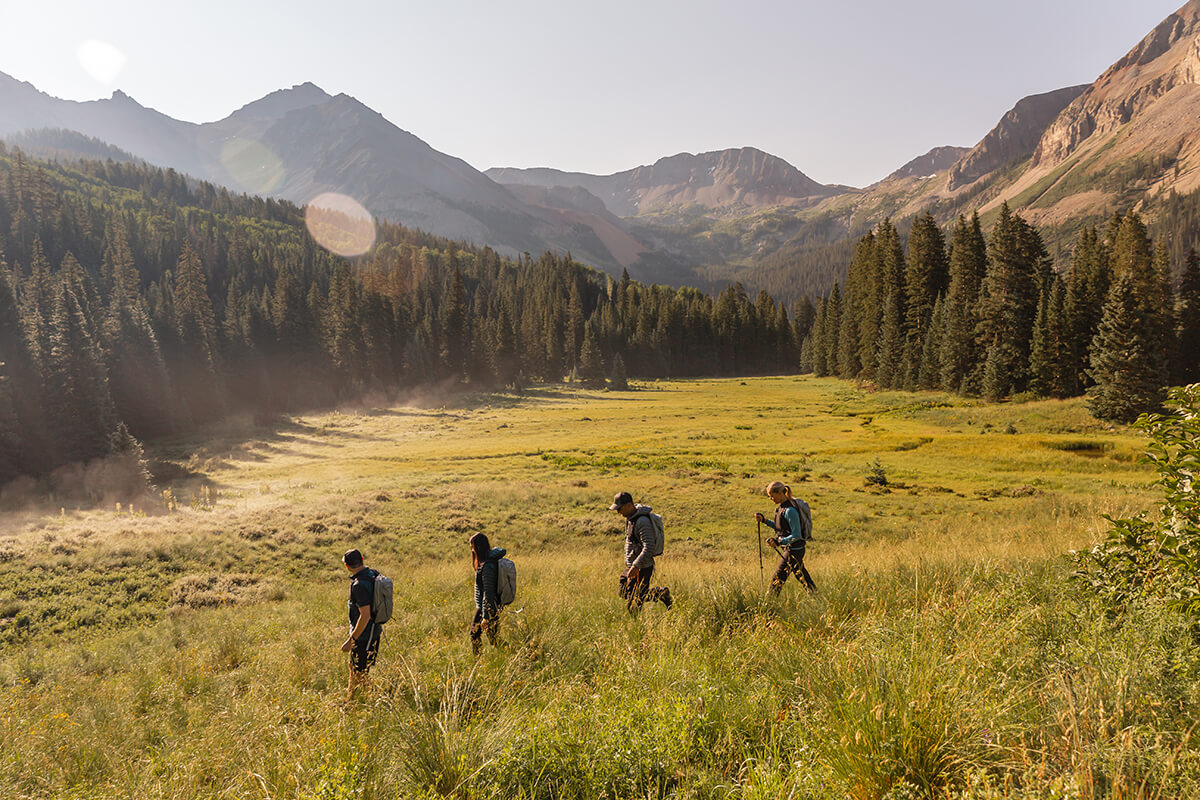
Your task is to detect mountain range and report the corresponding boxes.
[3,0,1200,296]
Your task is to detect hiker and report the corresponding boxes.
[341,548,383,700]
[470,532,505,655]
[610,491,672,613]
[755,481,817,595]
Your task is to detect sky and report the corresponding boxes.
[0,0,1186,187]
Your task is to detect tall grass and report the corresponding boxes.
[1,379,1195,798]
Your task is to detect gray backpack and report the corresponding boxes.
[646,511,665,557]
[497,558,517,606]
[791,499,813,541]
[371,570,394,624]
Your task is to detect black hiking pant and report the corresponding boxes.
[771,546,816,594]
[471,606,499,653]
[621,565,670,613]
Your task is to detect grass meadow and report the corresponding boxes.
[2,376,1197,799]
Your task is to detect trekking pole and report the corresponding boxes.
[757,518,764,589]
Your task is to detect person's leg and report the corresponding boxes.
[471,608,484,655]
[769,552,791,595]
[363,624,380,670]
[485,608,500,647]
[641,567,671,607]
[798,559,816,593]
[627,570,650,614]
[347,622,376,701]
[788,548,816,593]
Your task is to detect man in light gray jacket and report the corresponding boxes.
[611,491,672,614]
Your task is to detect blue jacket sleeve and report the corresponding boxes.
[776,507,804,546]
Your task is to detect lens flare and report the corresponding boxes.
[220,138,285,194]
[77,40,126,85]
[305,193,376,257]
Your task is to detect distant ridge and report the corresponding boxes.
[488,147,843,218]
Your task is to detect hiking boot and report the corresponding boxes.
[661,587,673,609]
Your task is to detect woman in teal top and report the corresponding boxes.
[755,481,816,595]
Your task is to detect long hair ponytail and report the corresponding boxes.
[469,532,491,571]
[765,480,794,504]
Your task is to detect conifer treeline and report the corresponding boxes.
[0,148,812,487]
[804,204,1200,422]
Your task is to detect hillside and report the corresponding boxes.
[0,149,809,490]
[818,2,1200,243]
[0,77,643,274]
[5,2,1200,302]
[488,146,842,218]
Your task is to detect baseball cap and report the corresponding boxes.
[609,491,633,510]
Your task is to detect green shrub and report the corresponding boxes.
[1072,385,1200,617]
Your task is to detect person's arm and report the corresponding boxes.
[755,512,778,531]
[776,507,803,546]
[341,605,371,652]
[631,518,655,569]
[483,562,500,615]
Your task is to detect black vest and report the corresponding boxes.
[774,499,807,548]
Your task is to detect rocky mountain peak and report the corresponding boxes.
[886,145,970,182]
[947,85,1088,191]
[223,81,333,124]
[1032,1,1200,168]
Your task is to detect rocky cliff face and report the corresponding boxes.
[947,85,1088,190]
[1033,1,1200,168]
[886,146,969,182]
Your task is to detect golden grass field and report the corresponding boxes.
[4,376,1194,799]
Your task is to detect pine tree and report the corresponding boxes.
[1087,272,1167,422]
[1026,275,1074,398]
[918,294,945,389]
[793,296,816,344]
[811,297,828,376]
[1064,226,1110,392]
[816,284,838,377]
[1177,248,1200,384]
[875,288,905,388]
[901,213,948,389]
[862,223,905,378]
[324,261,362,389]
[610,353,629,390]
[440,265,468,380]
[798,335,814,374]
[566,279,585,371]
[578,326,606,389]
[103,276,173,439]
[1153,241,1177,384]
[172,241,223,422]
[0,357,19,486]
[979,203,1048,399]
[939,213,988,394]
[43,278,117,466]
[838,233,875,379]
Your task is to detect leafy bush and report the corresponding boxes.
[1073,384,1200,617]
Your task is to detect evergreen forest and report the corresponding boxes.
[805,206,1200,423]
[0,148,810,490]
[2,144,1198,493]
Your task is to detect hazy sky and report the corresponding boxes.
[0,0,1185,186]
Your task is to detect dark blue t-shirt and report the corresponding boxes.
[348,568,376,626]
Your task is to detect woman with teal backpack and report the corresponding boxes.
[755,481,816,595]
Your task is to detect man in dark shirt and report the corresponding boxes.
[341,548,381,700]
